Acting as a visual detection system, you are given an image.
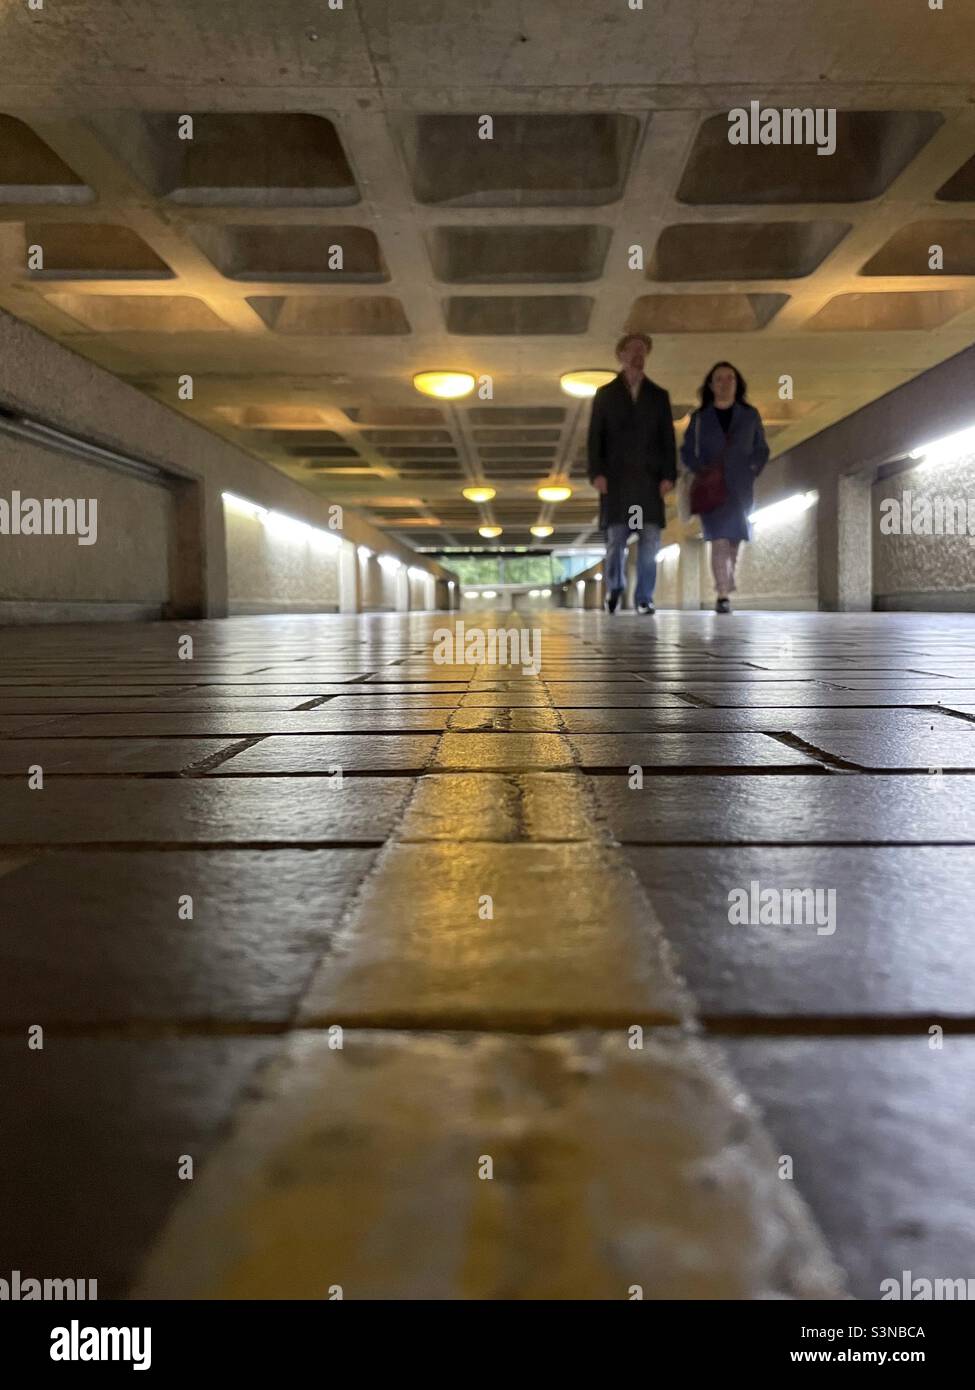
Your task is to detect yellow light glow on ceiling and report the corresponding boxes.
[537,483,573,503]
[559,369,616,399]
[462,485,497,503]
[530,524,554,538]
[478,525,503,538]
[413,370,476,400]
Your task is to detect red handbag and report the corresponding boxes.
[690,412,731,516]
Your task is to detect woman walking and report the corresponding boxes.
[680,362,769,613]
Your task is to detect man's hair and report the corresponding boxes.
[616,332,652,356]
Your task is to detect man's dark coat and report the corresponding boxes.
[586,372,678,530]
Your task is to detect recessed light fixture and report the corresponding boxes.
[478,525,503,539]
[413,370,476,400]
[909,423,975,466]
[482,590,498,599]
[560,369,615,399]
[462,485,497,503]
[223,492,342,547]
[223,491,268,520]
[748,492,817,529]
[530,524,554,538]
[537,483,572,503]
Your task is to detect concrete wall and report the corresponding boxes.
[753,343,975,611]
[224,500,341,615]
[873,447,975,609]
[408,570,435,611]
[0,308,452,624]
[732,505,819,610]
[0,442,172,622]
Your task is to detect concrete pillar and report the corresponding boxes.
[817,475,873,612]
[164,478,208,619]
[200,484,229,619]
[675,540,704,611]
[359,553,382,610]
[395,568,410,612]
[337,540,360,613]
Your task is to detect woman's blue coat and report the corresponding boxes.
[680,402,770,543]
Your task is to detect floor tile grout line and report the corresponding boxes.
[765,731,867,773]
[7,1015,973,1041]
[11,765,975,779]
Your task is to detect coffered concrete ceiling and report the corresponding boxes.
[1,0,974,550]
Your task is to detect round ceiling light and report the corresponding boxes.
[537,483,573,503]
[478,525,503,539]
[412,370,476,400]
[462,485,497,503]
[559,369,616,399]
[530,524,554,538]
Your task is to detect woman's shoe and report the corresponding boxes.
[716,597,732,614]
[606,588,623,614]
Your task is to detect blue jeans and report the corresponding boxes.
[605,522,660,605]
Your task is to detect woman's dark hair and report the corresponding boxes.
[699,361,748,408]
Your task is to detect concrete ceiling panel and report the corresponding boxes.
[428,225,611,283]
[627,292,790,334]
[93,112,359,207]
[405,114,640,207]
[0,115,93,203]
[677,112,944,205]
[649,221,851,282]
[445,294,593,334]
[861,221,975,277]
[804,289,973,332]
[246,295,411,334]
[187,223,387,281]
[43,293,230,333]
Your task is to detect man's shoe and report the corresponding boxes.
[636,602,655,615]
[606,588,623,614]
[716,597,732,614]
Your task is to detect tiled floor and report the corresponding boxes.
[1,609,974,1299]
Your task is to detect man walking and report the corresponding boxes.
[587,333,677,614]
